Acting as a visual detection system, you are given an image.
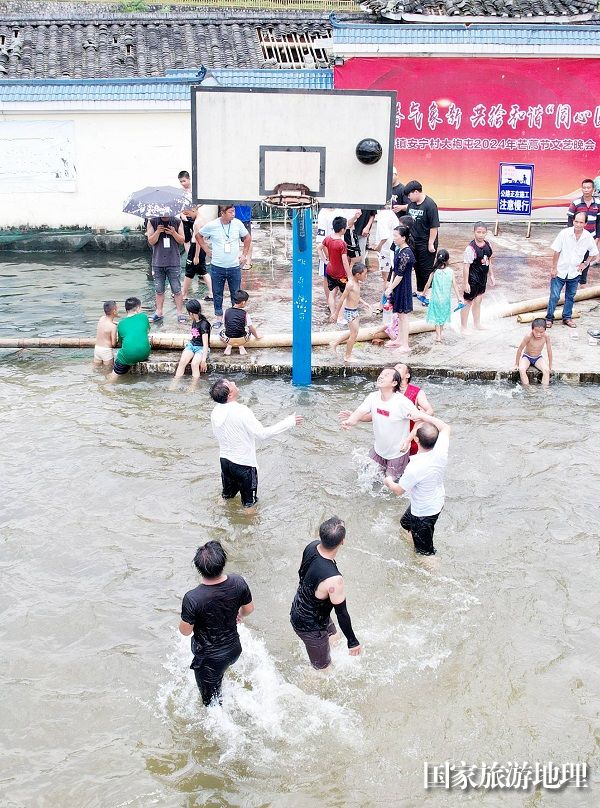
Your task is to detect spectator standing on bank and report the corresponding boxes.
[198,205,251,331]
[545,212,598,329]
[391,167,410,220]
[146,215,186,322]
[353,209,376,268]
[178,170,196,256]
[404,180,440,293]
[567,179,600,283]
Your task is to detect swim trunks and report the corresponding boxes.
[400,506,439,556]
[326,274,347,293]
[522,353,542,366]
[344,308,360,323]
[292,619,337,670]
[368,447,410,479]
[112,358,132,375]
[94,345,113,362]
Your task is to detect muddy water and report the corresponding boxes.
[1,348,599,807]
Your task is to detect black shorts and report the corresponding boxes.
[344,230,360,259]
[326,274,347,293]
[112,358,131,375]
[220,457,258,508]
[292,618,337,670]
[185,243,207,278]
[400,506,440,556]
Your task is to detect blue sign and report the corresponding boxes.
[497,163,534,217]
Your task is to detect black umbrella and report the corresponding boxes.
[123,185,191,219]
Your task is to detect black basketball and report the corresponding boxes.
[356,138,383,165]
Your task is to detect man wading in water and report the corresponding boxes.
[290,517,361,670]
[179,540,254,706]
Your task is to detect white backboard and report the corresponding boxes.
[191,88,396,209]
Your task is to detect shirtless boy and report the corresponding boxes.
[515,317,553,386]
[93,301,118,366]
[330,263,371,363]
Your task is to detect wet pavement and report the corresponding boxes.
[151,221,600,379]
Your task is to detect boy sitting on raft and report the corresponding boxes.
[109,297,151,381]
[94,300,118,366]
[220,290,261,356]
[330,263,371,364]
[515,317,552,387]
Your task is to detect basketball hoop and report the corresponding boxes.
[262,183,317,212]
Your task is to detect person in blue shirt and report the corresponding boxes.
[198,205,252,329]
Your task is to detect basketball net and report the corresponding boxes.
[262,183,319,276]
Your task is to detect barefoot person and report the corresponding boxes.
[339,367,426,479]
[318,216,351,322]
[179,540,254,707]
[460,222,495,332]
[220,290,261,357]
[423,249,461,344]
[330,263,371,364]
[515,318,552,387]
[209,378,303,512]
[384,224,414,352]
[93,301,118,367]
[290,516,361,670]
[173,299,210,383]
[384,414,451,558]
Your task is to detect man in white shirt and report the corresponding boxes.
[383,414,450,557]
[340,367,431,478]
[209,378,303,513]
[546,212,598,328]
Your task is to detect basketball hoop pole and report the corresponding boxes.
[291,207,312,385]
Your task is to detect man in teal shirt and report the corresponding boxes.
[198,205,251,329]
[110,297,151,380]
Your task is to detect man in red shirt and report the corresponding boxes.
[318,216,351,322]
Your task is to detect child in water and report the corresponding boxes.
[94,300,118,366]
[174,299,210,379]
[423,250,461,344]
[515,318,553,387]
[330,263,370,363]
[220,290,261,356]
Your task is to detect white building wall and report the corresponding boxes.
[0,110,193,230]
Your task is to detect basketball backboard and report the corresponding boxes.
[191,87,396,209]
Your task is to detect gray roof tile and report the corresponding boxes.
[0,2,337,78]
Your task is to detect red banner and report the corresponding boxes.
[335,57,600,216]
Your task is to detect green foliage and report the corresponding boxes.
[119,0,149,11]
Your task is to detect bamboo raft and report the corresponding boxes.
[1,286,599,350]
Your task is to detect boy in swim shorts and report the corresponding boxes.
[220,289,261,356]
[330,263,371,364]
[93,300,118,366]
[515,317,552,387]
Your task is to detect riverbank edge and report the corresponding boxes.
[132,361,600,384]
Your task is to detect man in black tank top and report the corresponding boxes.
[290,517,361,670]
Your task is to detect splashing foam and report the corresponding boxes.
[157,626,362,767]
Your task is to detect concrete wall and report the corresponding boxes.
[0,110,191,230]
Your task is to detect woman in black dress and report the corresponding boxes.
[384,223,414,352]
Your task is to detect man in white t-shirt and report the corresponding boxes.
[340,367,431,478]
[209,378,303,513]
[383,414,450,556]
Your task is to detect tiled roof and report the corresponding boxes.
[0,68,333,104]
[0,6,336,79]
[332,20,600,45]
[358,0,599,21]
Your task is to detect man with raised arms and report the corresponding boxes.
[290,517,361,670]
[339,367,435,479]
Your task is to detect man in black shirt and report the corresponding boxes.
[391,166,410,220]
[404,179,440,292]
[290,517,361,670]
[353,209,376,267]
[179,540,254,706]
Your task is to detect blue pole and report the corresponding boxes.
[291,207,313,386]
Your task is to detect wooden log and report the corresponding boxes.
[517,308,580,324]
[1,285,599,351]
